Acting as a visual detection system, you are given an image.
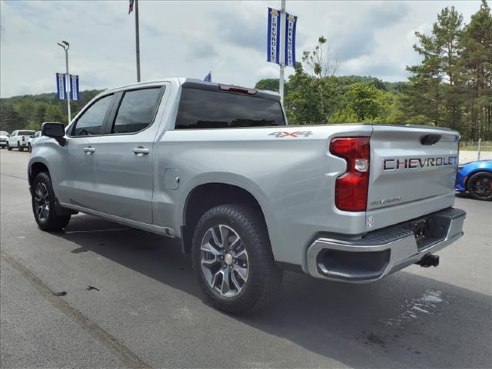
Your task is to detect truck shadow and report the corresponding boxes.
[60,214,491,369]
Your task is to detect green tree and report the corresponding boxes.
[33,103,47,128]
[16,100,36,128]
[347,83,382,121]
[330,83,403,124]
[44,105,64,123]
[405,6,464,128]
[0,102,21,133]
[255,79,280,92]
[459,0,492,140]
[284,62,339,124]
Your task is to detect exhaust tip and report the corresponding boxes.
[416,254,439,268]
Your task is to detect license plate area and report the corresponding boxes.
[411,212,452,251]
[412,218,432,249]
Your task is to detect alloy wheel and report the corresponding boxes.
[200,224,249,297]
[471,175,492,199]
[34,182,50,221]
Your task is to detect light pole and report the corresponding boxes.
[57,41,71,124]
[279,0,286,105]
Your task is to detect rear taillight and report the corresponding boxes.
[330,137,370,212]
[22,136,25,141]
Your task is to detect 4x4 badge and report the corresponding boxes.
[269,131,313,138]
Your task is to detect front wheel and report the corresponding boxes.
[32,172,71,231]
[467,172,492,201]
[192,204,282,314]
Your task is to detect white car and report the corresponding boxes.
[28,131,41,152]
[0,131,9,149]
[7,130,35,151]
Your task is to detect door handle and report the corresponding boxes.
[133,147,149,156]
[83,147,95,154]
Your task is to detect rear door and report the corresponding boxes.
[367,125,460,230]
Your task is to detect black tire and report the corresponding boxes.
[467,172,492,201]
[7,143,12,151]
[18,142,23,152]
[191,204,282,314]
[32,172,71,231]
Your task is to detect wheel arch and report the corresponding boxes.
[180,182,271,254]
[28,161,50,188]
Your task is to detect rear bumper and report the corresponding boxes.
[306,207,466,282]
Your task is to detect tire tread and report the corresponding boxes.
[191,204,282,314]
[32,172,71,231]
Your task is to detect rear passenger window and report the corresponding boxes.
[73,94,114,136]
[112,88,162,134]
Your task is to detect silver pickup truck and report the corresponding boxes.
[28,78,466,314]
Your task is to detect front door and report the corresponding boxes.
[89,86,166,224]
[58,93,116,211]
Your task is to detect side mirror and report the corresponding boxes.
[42,122,66,146]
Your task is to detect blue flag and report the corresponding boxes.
[284,13,297,67]
[267,8,281,64]
[203,71,212,82]
[56,73,67,100]
[70,74,80,101]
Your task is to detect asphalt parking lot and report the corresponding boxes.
[1,149,491,369]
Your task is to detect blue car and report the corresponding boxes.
[455,160,492,201]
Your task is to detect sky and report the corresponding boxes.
[0,0,484,98]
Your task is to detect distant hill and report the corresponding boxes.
[0,89,103,132]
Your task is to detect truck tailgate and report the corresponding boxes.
[366,126,459,231]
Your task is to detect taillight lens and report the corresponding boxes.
[330,137,370,212]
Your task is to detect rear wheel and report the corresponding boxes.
[467,172,492,201]
[17,141,23,151]
[32,172,71,231]
[7,143,12,151]
[191,204,282,314]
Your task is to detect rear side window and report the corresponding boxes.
[112,88,162,134]
[175,88,285,129]
[73,94,114,136]
[19,130,35,136]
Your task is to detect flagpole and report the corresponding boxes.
[279,0,286,105]
[135,0,141,82]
